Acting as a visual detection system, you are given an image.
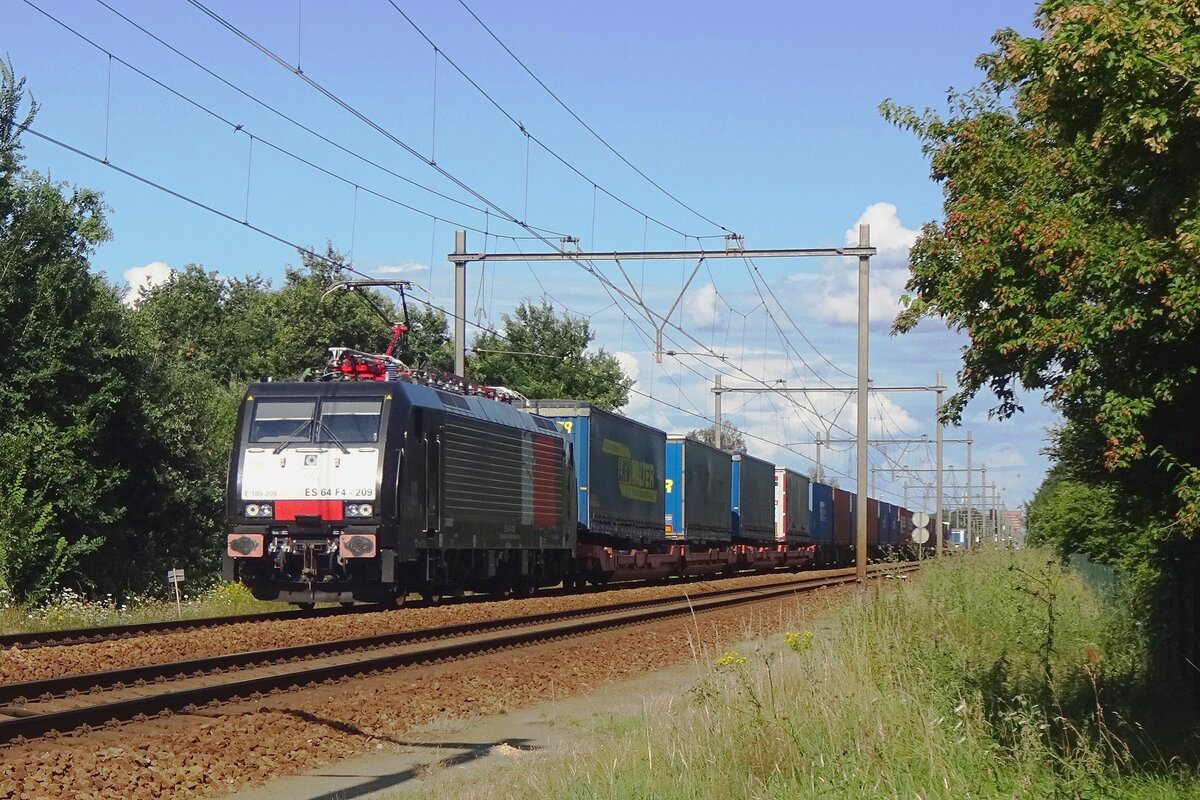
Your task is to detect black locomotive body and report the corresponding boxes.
[223,380,575,605]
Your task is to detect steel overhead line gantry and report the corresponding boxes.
[713,373,949,561]
[448,228,878,582]
[856,432,975,542]
[813,433,972,499]
[896,466,994,546]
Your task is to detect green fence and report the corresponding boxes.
[1068,552,1121,604]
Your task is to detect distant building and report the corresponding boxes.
[1000,509,1024,547]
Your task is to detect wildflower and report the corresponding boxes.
[784,630,815,654]
[715,650,747,668]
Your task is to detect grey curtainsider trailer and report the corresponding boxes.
[525,400,667,546]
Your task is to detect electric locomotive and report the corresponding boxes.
[222,351,575,606]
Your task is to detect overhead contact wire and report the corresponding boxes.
[381,0,711,240]
[455,0,733,234]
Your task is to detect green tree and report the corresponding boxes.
[1025,466,1122,560]
[128,265,273,383]
[0,436,104,604]
[258,247,397,379]
[0,60,130,596]
[686,421,746,453]
[468,301,632,410]
[393,305,453,372]
[882,0,1200,528]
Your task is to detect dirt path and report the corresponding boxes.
[0,581,855,799]
[214,585,854,800]
[219,654,701,800]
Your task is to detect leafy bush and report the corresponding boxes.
[434,549,1197,799]
[0,458,102,606]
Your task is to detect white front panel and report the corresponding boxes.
[241,447,379,501]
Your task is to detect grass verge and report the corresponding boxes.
[0,581,284,633]
[413,549,1199,799]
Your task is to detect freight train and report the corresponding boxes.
[223,349,923,606]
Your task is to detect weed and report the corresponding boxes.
[412,548,1200,800]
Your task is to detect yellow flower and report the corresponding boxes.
[784,630,814,654]
[715,650,747,668]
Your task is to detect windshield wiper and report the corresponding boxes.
[272,419,315,454]
[317,419,351,455]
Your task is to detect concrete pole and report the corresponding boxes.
[855,224,870,583]
[935,372,945,557]
[966,430,973,549]
[815,437,822,484]
[713,373,723,450]
[981,465,988,542]
[992,482,999,542]
[994,484,1002,543]
[452,230,467,376]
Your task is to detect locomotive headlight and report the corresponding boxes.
[245,503,260,517]
[344,502,373,517]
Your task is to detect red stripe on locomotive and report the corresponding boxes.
[273,499,345,521]
[531,433,560,528]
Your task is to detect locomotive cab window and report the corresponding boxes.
[318,399,383,443]
[249,400,316,442]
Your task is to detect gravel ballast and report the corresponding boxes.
[0,575,860,799]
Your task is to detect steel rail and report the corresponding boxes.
[0,564,874,650]
[0,563,916,744]
[0,604,381,650]
[0,572,846,704]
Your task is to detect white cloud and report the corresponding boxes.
[122,261,172,306]
[979,444,1028,469]
[614,350,640,383]
[798,263,911,325]
[683,282,724,331]
[844,202,919,256]
[790,202,919,325]
[376,262,429,274]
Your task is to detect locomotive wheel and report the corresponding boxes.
[376,592,407,609]
[422,590,443,606]
[510,578,536,598]
[339,601,355,608]
[294,602,315,611]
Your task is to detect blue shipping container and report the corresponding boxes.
[880,502,896,545]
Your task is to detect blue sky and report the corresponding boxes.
[8,0,1048,516]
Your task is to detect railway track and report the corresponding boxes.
[0,604,386,650]
[0,562,916,745]
[0,562,908,650]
